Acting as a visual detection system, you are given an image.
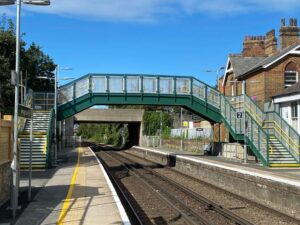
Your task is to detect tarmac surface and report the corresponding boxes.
[0,147,130,225]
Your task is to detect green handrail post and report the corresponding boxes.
[157,76,160,94]
[190,78,193,105]
[140,76,143,93]
[106,76,109,93]
[88,75,92,93]
[258,128,260,153]
[204,85,207,111]
[73,83,76,101]
[267,135,270,166]
[46,108,54,167]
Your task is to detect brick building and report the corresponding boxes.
[221,18,300,108]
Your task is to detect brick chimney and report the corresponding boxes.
[243,35,266,57]
[264,29,278,56]
[280,18,300,49]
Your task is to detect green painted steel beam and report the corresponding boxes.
[58,93,222,122]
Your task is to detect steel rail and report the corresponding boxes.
[113,151,254,225]
[92,148,144,225]
[99,149,211,225]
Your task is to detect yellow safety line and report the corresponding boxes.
[57,148,81,225]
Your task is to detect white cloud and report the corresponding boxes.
[14,0,300,22]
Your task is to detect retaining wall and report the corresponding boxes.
[129,147,300,220]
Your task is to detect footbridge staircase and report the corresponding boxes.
[19,92,55,169]
[57,74,300,167]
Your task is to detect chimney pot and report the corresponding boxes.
[281,18,286,26]
[280,18,300,49]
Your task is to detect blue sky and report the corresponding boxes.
[1,0,300,86]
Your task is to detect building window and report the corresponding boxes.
[291,101,298,118]
[284,62,298,88]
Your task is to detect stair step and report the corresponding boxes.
[269,157,296,160]
[269,164,300,167]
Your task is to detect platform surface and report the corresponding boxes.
[134,146,300,186]
[16,147,129,225]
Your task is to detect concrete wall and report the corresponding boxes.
[74,109,145,123]
[128,147,300,220]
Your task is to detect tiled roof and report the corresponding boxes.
[235,42,300,79]
[229,55,266,78]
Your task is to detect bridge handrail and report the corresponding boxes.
[264,111,300,161]
[58,74,221,109]
[46,108,55,167]
[58,73,289,166]
[243,94,300,163]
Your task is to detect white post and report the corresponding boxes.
[12,0,21,218]
[180,107,183,150]
[298,100,300,133]
[54,65,58,166]
[244,106,247,164]
[160,111,162,147]
[28,108,33,201]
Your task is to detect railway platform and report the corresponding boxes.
[130,146,300,220]
[15,147,130,225]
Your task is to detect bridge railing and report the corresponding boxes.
[58,74,274,165]
[58,74,221,109]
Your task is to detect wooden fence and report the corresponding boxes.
[0,119,13,165]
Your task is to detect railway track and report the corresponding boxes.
[91,145,254,225]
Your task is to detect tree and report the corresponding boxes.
[0,15,56,114]
[143,111,172,136]
[0,16,25,114]
[23,43,56,92]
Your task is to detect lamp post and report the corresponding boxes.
[37,67,73,166]
[0,0,51,218]
[204,66,225,90]
[55,66,72,161]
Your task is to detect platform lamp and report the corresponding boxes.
[204,66,225,90]
[37,68,74,167]
[0,0,51,218]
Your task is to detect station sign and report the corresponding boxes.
[236,111,243,119]
[182,121,189,128]
[196,128,203,132]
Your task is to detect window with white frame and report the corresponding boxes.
[284,62,298,88]
[291,101,298,118]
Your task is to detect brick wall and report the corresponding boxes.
[243,56,300,107]
[265,56,300,100]
[224,73,233,96]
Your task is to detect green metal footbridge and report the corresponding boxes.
[57,74,300,167]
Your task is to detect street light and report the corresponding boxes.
[37,67,73,167]
[0,0,51,218]
[204,66,225,90]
